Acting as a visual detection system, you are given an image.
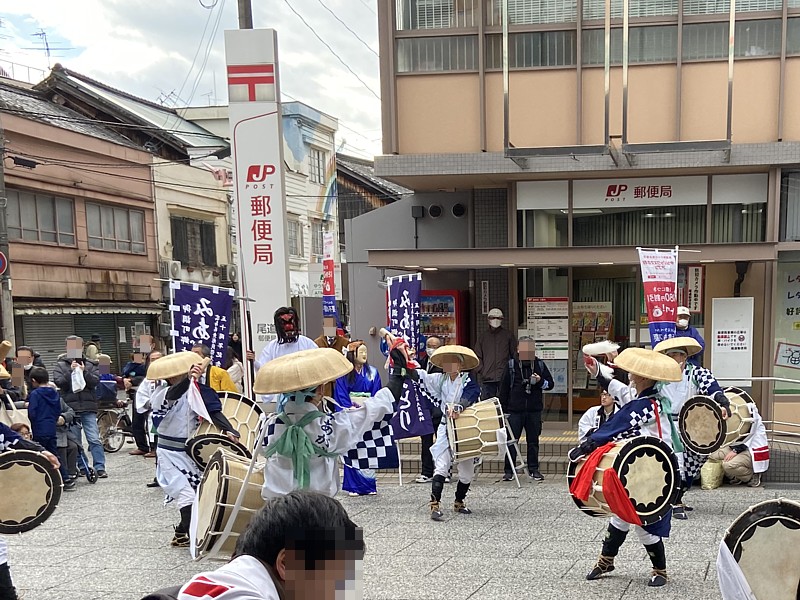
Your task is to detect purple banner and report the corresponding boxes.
[387,274,434,440]
[170,282,235,366]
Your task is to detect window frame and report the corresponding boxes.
[87,203,146,255]
[287,217,304,258]
[6,188,76,247]
[169,215,217,266]
[310,220,326,258]
[309,148,327,185]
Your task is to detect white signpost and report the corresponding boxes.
[225,29,290,360]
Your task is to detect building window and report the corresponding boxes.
[287,218,303,257]
[397,35,478,72]
[310,221,325,257]
[582,26,678,65]
[781,171,800,242]
[170,216,217,266]
[396,0,478,30]
[683,19,782,60]
[87,203,146,254]
[6,188,75,246]
[789,18,800,54]
[486,31,577,68]
[684,0,782,14]
[486,0,577,25]
[309,148,326,185]
[583,0,677,20]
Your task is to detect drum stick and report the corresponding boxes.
[378,328,396,345]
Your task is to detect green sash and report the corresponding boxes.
[264,411,338,489]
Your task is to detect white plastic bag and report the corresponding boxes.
[71,367,86,393]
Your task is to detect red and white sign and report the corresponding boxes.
[225,29,289,358]
[638,247,678,343]
[227,63,276,102]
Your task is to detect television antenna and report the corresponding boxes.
[22,29,74,69]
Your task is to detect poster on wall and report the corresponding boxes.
[637,247,678,344]
[711,297,753,388]
[774,341,800,371]
[773,262,800,392]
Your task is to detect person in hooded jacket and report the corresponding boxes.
[474,308,516,405]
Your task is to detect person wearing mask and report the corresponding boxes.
[415,336,444,484]
[474,308,516,404]
[15,346,45,401]
[674,307,705,367]
[502,338,553,482]
[578,389,618,444]
[228,332,244,362]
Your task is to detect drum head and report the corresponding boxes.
[724,499,800,600]
[679,395,725,455]
[613,436,679,525]
[194,455,224,555]
[0,450,62,534]
[187,434,251,471]
[566,460,607,519]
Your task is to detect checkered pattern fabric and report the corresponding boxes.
[625,403,657,435]
[688,365,721,396]
[342,413,399,470]
[681,447,707,483]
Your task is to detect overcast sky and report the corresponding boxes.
[0,0,382,159]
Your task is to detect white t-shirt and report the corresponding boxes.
[178,555,280,600]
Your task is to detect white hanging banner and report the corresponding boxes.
[225,29,290,359]
[637,247,679,345]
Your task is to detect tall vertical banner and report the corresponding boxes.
[637,247,679,344]
[322,231,338,322]
[225,29,290,360]
[387,274,434,439]
[169,282,235,366]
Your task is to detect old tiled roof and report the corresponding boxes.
[337,154,412,199]
[0,80,139,148]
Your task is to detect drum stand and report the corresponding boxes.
[503,416,523,490]
[197,414,268,562]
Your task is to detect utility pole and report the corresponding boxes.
[238,0,253,29]
[0,119,16,348]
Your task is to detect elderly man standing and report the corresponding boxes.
[474,308,516,403]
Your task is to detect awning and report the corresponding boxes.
[14,301,164,317]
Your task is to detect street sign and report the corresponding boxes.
[0,252,9,277]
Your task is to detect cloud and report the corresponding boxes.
[0,0,382,156]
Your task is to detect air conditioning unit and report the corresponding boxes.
[159,260,182,280]
[220,264,238,284]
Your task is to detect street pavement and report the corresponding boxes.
[9,448,795,600]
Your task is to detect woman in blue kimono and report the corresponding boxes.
[333,340,382,496]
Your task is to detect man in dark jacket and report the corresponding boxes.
[52,335,106,478]
[474,308,517,405]
[503,338,553,482]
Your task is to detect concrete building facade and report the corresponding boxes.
[353,0,800,425]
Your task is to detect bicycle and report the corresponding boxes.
[97,401,133,453]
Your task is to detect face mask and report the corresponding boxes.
[677,318,689,328]
[425,347,437,356]
[628,383,637,398]
[23,364,32,370]
[489,319,502,329]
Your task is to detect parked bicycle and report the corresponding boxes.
[97,401,133,453]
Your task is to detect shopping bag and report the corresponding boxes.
[71,368,86,393]
[0,396,30,428]
[701,459,724,490]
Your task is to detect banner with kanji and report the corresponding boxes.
[387,274,434,439]
[637,247,678,344]
[322,231,339,322]
[169,281,235,366]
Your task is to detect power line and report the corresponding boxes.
[187,0,227,106]
[281,0,380,100]
[312,0,379,58]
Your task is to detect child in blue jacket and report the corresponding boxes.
[27,367,63,457]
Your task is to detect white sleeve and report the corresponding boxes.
[327,388,395,454]
[254,344,271,372]
[608,378,632,406]
[135,380,152,413]
[578,409,596,443]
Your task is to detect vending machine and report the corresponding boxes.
[420,290,469,346]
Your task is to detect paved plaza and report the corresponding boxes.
[9,449,790,600]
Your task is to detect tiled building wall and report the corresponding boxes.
[474,188,510,336]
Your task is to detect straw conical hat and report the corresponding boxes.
[146,351,202,380]
[614,348,682,382]
[430,345,480,371]
[0,341,12,363]
[582,340,620,356]
[0,362,9,380]
[254,348,353,394]
[653,337,703,358]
